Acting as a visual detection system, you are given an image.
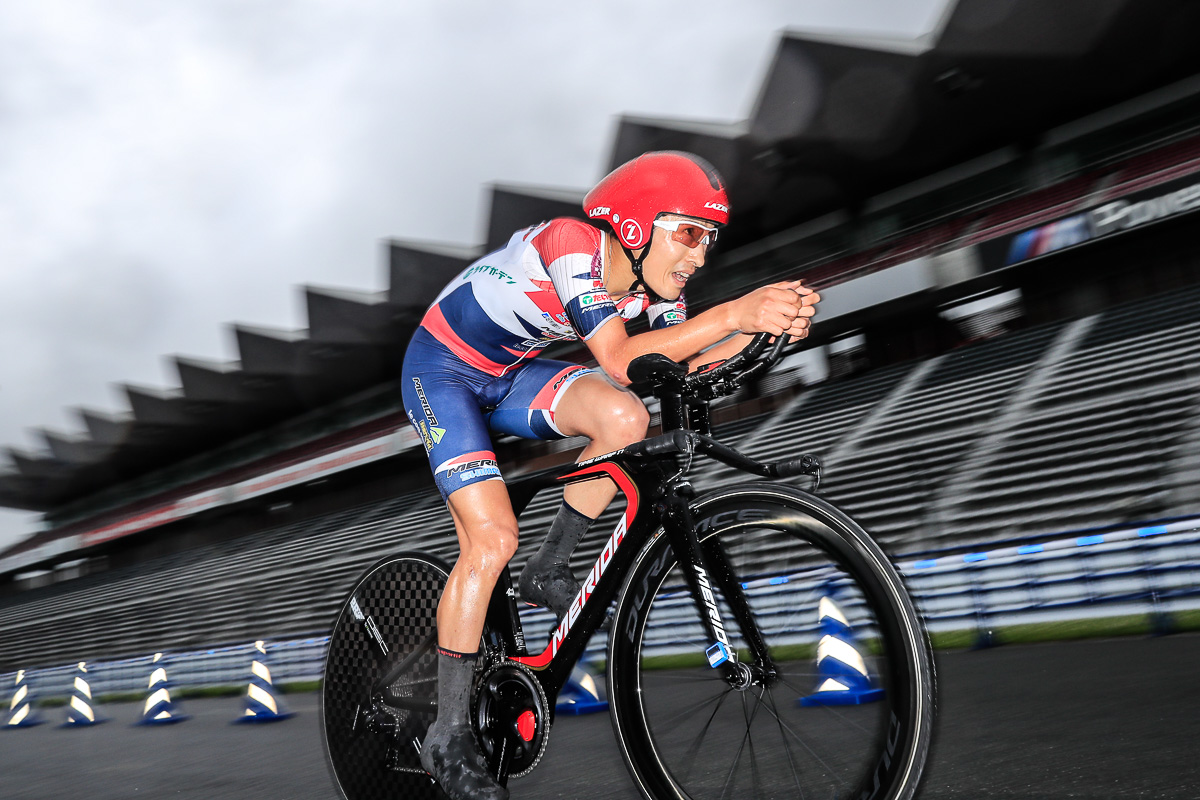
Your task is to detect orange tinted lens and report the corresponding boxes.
[673,225,709,248]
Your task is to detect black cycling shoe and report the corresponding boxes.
[420,720,508,800]
[518,562,581,622]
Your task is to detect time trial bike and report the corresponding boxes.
[321,333,935,800]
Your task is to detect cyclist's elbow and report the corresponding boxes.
[606,365,633,387]
[594,350,635,387]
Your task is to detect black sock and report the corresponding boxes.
[432,647,477,727]
[536,501,594,568]
[519,501,595,619]
[421,647,508,800]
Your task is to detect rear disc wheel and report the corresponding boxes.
[321,553,451,800]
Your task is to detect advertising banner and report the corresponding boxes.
[979,170,1200,271]
[71,427,419,550]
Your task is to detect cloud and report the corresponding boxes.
[0,0,945,550]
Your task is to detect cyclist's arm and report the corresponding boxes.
[687,333,754,371]
[685,284,820,371]
[586,281,808,385]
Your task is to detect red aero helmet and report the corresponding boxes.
[583,151,729,250]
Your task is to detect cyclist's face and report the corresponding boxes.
[640,215,710,300]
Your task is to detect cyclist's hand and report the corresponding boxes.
[727,280,807,336]
[784,283,820,342]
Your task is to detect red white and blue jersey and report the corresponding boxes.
[418,218,688,376]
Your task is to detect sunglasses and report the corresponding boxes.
[652,218,719,249]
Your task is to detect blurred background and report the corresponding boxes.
[3,0,1200,797]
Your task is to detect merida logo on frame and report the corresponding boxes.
[549,512,628,657]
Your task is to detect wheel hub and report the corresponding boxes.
[474,661,550,779]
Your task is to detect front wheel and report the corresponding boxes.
[608,484,934,800]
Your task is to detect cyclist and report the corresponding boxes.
[402,150,819,800]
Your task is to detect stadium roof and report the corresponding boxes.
[613,0,1200,245]
[5,0,1200,512]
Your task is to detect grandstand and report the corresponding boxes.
[4,0,1200,675]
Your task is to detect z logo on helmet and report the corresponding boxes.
[621,219,643,245]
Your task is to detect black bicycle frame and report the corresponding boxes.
[392,335,812,710]
[484,434,775,706]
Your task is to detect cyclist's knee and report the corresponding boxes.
[461,519,520,575]
[600,394,649,446]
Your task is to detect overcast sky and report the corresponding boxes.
[0,0,947,551]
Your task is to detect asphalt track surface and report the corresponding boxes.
[3,634,1199,799]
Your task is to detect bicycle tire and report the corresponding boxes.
[321,552,452,800]
[608,484,934,800]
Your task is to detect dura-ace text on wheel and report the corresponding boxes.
[608,485,934,800]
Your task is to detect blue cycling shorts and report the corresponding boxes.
[401,327,592,501]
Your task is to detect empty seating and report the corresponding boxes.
[3,285,1199,671]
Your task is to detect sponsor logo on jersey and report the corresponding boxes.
[416,421,445,452]
[552,368,581,391]
[464,263,517,284]
[580,291,611,308]
[435,452,502,484]
[704,201,729,213]
[412,378,438,426]
[662,310,684,322]
[587,206,611,218]
[458,464,500,482]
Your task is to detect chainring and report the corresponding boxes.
[473,660,551,779]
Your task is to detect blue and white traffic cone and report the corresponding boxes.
[234,641,293,723]
[799,595,885,706]
[555,663,608,716]
[4,669,45,728]
[136,653,189,725]
[62,662,106,727]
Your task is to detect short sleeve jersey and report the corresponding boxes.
[418,218,687,376]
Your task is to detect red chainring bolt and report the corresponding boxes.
[517,709,536,742]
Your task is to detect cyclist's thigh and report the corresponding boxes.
[485,359,592,439]
[550,371,647,440]
[402,335,504,501]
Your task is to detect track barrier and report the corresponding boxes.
[3,517,1200,710]
[136,653,189,725]
[234,641,293,723]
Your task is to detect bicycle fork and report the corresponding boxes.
[660,480,777,687]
